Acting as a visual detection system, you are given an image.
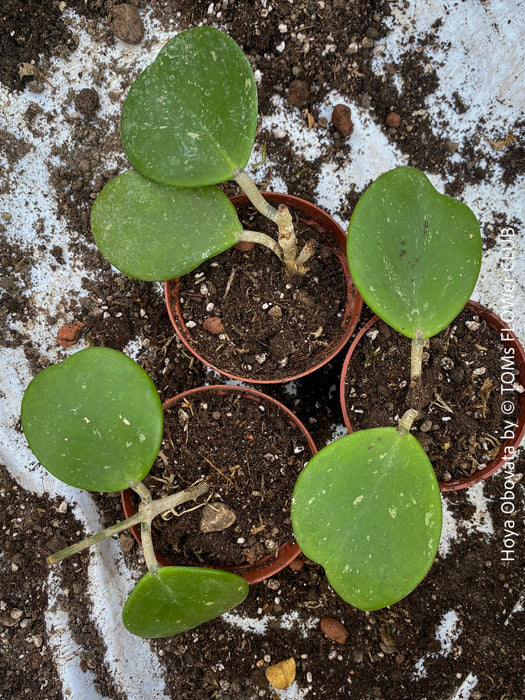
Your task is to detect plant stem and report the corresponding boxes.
[233,169,279,221]
[397,409,419,436]
[46,481,209,565]
[130,482,158,573]
[410,331,425,381]
[237,231,283,260]
[233,169,307,274]
[141,519,158,573]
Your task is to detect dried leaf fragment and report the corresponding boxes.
[487,130,516,151]
[19,63,36,78]
[265,657,296,690]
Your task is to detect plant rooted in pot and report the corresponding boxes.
[341,165,523,488]
[121,384,317,584]
[21,347,250,638]
[90,26,361,381]
[290,165,487,610]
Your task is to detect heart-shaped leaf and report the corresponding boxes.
[291,428,442,610]
[21,347,163,492]
[347,167,481,338]
[121,26,258,187]
[122,567,249,638]
[91,171,241,281]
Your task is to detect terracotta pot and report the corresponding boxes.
[339,300,525,492]
[165,192,362,384]
[121,384,317,584]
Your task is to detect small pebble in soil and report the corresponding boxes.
[386,111,402,128]
[56,320,85,347]
[119,532,134,553]
[331,104,354,136]
[202,316,225,334]
[465,320,481,331]
[111,4,145,44]
[199,502,237,533]
[289,557,304,571]
[320,616,348,644]
[74,88,100,117]
[234,240,255,252]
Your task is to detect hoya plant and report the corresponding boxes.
[347,166,482,382]
[290,168,481,610]
[291,410,442,610]
[21,347,248,638]
[91,26,314,281]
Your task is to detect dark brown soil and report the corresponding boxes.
[343,308,522,482]
[0,466,124,699]
[139,388,313,566]
[174,205,350,380]
[2,0,524,698]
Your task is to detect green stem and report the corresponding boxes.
[410,331,425,381]
[233,169,279,221]
[397,409,419,436]
[46,481,209,565]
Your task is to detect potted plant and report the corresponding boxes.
[20,347,316,637]
[289,166,487,609]
[120,383,317,585]
[338,166,525,490]
[21,344,441,634]
[90,26,362,383]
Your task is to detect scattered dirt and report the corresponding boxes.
[173,203,351,381]
[2,0,524,698]
[0,466,123,699]
[343,307,523,482]
[137,388,313,566]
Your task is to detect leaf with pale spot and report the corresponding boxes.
[21,347,163,492]
[291,428,442,610]
[121,26,257,187]
[91,171,241,281]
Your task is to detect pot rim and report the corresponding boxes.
[165,191,362,384]
[339,300,525,492]
[121,383,317,584]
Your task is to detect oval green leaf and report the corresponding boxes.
[91,171,241,281]
[347,166,481,338]
[21,347,163,492]
[122,567,249,638]
[121,26,257,187]
[291,428,442,610]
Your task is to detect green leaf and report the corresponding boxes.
[347,167,481,338]
[21,347,163,492]
[91,171,241,281]
[122,567,249,638]
[291,428,442,610]
[121,26,258,187]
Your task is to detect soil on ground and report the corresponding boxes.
[1,0,524,699]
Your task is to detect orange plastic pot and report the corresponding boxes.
[339,300,525,492]
[122,384,317,584]
[165,192,362,384]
